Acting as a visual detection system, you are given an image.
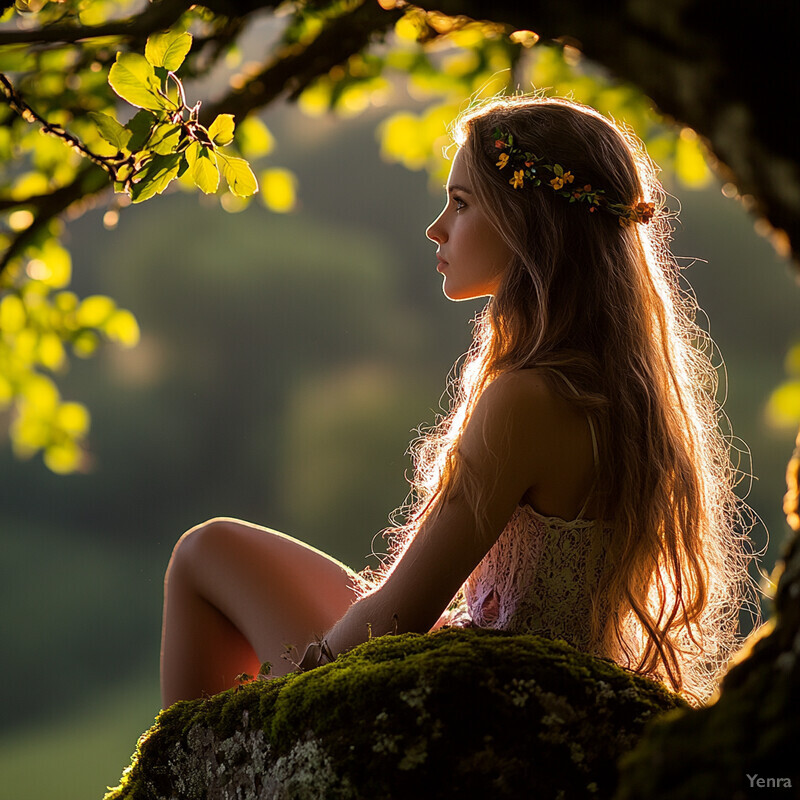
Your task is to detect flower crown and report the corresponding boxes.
[492,129,656,225]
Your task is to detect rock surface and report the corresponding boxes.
[615,524,800,799]
[105,627,684,800]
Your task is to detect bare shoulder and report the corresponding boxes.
[469,369,567,432]
[487,368,553,397]
[461,369,568,459]
[456,368,597,519]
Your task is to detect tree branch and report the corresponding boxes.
[0,0,194,45]
[0,192,68,212]
[0,73,128,179]
[200,0,403,126]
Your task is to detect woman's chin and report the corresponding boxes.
[442,282,490,302]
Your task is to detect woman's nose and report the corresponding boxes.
[426,211,446,244]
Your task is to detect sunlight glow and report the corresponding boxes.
[8,210,34,231]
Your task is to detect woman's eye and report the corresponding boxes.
[453,196,467,211]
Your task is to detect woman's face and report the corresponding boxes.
[426,149,513,301]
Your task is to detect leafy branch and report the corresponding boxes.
[100,30,258,202]
[0,29,259,277]
[0,0,193,45]
[200,0,404,126]
[0,73,128,178]
[0,23,260,473]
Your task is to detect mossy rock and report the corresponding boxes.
[615,528,800,799]
[106,627,684,800]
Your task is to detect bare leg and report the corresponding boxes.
[160,517,362,707]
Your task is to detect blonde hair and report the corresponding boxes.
[370,96,759,705]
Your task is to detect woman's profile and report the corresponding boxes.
[159,95,758,709]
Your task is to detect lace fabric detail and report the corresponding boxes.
[430,371,621,658]
[457,504,618,659]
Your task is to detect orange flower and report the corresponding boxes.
[510,170,525,189]
[496,153,510,169]
[495,139,507,149]
[631,201,655,223]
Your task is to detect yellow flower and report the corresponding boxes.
[550,169,574,191]
[496,153,510,169]
[510,170,524,189]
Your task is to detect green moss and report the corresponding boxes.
[106,628,685,800]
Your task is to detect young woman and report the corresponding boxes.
[160,96,757,708]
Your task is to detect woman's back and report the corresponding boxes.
[451,368,617,660]
[516,369,598,521]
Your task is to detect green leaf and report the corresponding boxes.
[208,114,235,146]
[37,239,71,288]
[185,141,199,167]
[0,294,26,333]
[236,117,274,158]
[109,52,166,111]
[218,153,258,198]
[260,167,296,213]
[130,153,182,203]
[76,295,116,327]
[766,380,800,429]
[194,153,220,195]
[0,43,34,72]
[125,110,157,151]
[149,123,182,155]
[186,142,220,194]
[104,309,140,347]
[88,112,132,151]
[145,30,193,72]
[674,133,711,188]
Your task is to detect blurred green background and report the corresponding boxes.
[1,93,798,800]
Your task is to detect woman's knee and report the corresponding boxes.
[165,517,359,617]
[165,517,241,587]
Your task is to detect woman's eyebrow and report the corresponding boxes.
[447,184,473,194]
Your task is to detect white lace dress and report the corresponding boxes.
[460,504,615,657]
[455,373,617,660]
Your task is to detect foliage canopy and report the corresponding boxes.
[0,0,724,472]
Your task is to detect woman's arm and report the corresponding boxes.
[305,371,550,666]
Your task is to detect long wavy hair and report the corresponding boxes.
[368,96,759,705]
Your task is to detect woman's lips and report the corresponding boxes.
[436,256,448,272]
